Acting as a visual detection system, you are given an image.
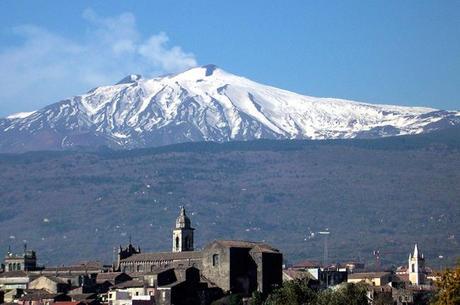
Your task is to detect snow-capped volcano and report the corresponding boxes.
[1,65,459,152]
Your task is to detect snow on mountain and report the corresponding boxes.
[0,64,459,152]
[6,111,37,119]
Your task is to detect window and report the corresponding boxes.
[175,236,180,250]
[212,254,219,267]
[411,264,415,272]
[185,236,189,249]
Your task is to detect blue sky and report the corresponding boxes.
[0,1,459,116]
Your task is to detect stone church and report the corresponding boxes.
[116,207,283,300]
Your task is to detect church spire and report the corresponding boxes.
[175,206,191,229]
[408,243,425,286]
[413,243,419,258]
[172,206,195,252]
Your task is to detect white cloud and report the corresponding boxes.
[0,9,197,116]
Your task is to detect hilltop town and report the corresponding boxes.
[0,208,441,305]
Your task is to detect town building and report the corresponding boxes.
[116,207,283,304]
[3,247,37,272]
[347,272,392,287]
[28,276,70,294]
[0,207,281,305]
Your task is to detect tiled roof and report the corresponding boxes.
[348,272,391,279]
[0,271,29,278]
[19,292,63,301]
[96,272,130,283]
[121,251,203,262]
[292,260,322,268]
[113,279,145,289]
[69,293,97,301]
[32,275,68,284]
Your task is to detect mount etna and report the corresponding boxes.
[1,65,459,153]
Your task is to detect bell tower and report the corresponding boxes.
[172,207,194,252]
[408,243,425,285]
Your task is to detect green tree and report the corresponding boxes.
[431,261,460,305]
[310,283,368,305]
[228,294,243,305]
[248,291,264,305]
[263,279,317,305]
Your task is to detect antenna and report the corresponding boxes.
[373,250,381,271]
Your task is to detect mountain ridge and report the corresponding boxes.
[1,65,459,153]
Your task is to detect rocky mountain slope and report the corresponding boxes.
[1,65,459,153]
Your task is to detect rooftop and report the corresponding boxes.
[96,272,130,283]
[212,240,280,253]
[348,272,391,279]
[113,279,146,289]
[122,251,203,262]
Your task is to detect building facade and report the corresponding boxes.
[117,207,283,300]
[4,247,37,272]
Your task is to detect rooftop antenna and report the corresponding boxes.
[318,231,330,267]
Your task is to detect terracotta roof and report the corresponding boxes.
[348,272,391,279]
[122,251,202,262]
[292,260,322,269]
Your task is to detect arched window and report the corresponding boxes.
[212,254,219,267]
[8,263,12,271]
[411,264,415,272]
[175,236,180,250]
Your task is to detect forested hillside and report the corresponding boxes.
[0,127,459,268]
